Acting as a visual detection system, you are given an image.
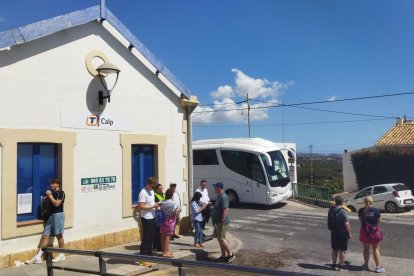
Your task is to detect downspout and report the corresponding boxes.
[187,105,194,213]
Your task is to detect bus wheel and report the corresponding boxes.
[226,190,239,207]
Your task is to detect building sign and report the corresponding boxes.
[61,109,132,131]
[81,176,116,193]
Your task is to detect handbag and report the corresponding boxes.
[155,209,164,227]
[362,213,383,243]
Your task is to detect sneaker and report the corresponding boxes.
[52,254,65,263]
[375,266,385,273]
[338,265,348,272]
[330,264,337,270]
[25,256,42,264]
[203,236,214,242]
[361,263,369,271]
[214,255,226,262]
[172,234,180,239]
[226,254,236,263]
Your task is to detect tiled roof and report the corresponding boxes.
[376,121,414,145]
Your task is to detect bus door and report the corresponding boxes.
[248,153,267,204]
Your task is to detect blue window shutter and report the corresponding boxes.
[17,143,58,222]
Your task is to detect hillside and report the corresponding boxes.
[296,153,343,195]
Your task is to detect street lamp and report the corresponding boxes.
[96,62,120,105]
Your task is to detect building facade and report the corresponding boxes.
[0,5,198,267]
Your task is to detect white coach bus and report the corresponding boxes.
[193,138,296,206]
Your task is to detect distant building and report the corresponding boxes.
[0,4,198,267]
[342,118,414,191]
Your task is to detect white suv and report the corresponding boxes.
[344,183,414,213]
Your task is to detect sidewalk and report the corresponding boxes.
[0,227,242,276]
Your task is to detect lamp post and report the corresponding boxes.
[96,62,120,105]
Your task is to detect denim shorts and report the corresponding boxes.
[43,212,65,236]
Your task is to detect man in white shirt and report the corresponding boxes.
[170,183,181,239]
[195,179,213,241]
[138,177,161,256]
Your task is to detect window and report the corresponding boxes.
[373,186,388,195]
[193,149,219,165]
[131,145,155,204]
[17,143,58,222]
[221,150,265,183]
[355,188,371,199]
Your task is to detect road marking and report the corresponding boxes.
[243,216,268,221]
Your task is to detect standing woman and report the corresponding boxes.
[191,192,211,248]
[153,184,165,252]
[160,189,179,258]
[358,196,385,273]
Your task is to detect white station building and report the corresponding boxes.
[0,4,198,267]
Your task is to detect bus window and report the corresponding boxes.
[261,150,290,187]
[193,150,219,165]
[221,150,265,184]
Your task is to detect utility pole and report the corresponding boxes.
[309,145,313,185]
[245,93,251,138]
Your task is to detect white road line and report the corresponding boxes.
[243,216,268,221]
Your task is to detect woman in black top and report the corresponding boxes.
[358,196,384,273]
[153,184,165,252]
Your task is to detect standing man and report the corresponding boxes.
[26,178,66,264]
[138,177,161,256]
[195,179,213,242]
[170,183,181,240]
[211,182,235,263]
[328,195,352,271]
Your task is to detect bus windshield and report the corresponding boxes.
[260,150,290,187]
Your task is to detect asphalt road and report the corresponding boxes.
[226,200,414,272]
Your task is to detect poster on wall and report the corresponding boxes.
[17,193,32,214]
[81,176,116,193]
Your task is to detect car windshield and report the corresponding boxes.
[260,150,290,187]
[393,184,410,191]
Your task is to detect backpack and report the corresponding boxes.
[327,207,340,231]
[155,209,164,227]
[40,196,52,221]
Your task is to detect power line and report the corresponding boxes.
[193,118,392,128]
[192,90,414,115]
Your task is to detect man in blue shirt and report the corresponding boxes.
[328,195,352,271]
[211,182,235,263]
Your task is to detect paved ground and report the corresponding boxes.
[1,199,413,275]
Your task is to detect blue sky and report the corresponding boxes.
[1,0,413,154]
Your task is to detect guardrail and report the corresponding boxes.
[43,247,316,276]
[293,183,330,203]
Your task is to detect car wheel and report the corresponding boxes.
[225,190,239,207]
[347,205,356,212]
[385,201,397,213]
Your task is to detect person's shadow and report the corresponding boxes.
[298,261,363,272]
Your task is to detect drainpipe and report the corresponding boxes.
[187,105,194,213]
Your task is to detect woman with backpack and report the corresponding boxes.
[160,189,178,258]
[358,196,384,273]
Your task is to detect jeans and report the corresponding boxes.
[140,217,155,255]
[193,220,203,244]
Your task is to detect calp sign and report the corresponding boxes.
[86,114,114,127]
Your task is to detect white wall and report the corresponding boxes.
[342,151,358,192]
[0,22,187,253]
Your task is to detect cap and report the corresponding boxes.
[213,182,224,189]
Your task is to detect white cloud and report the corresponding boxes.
[0,16,6,24]
[210,85,233,99]
[328,96,337,102]
[193,69,291,124]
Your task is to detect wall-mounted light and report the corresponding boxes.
[96,62,121,105]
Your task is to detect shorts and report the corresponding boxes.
[331,232,349,250]
[214,223,229,241]
[43,212,65,236]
